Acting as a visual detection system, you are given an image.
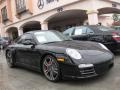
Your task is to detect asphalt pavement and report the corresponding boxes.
[0,51,120,90]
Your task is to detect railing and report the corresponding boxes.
[15,0,26,14]
[1,6,8,22]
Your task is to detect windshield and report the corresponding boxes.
[34,31,72,44]
[98,26,115,31]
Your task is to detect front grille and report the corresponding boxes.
[80,67,97,77]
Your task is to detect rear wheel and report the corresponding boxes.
[6,51,15,68]
[42,55,60,82]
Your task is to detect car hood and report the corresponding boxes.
[43,40,104,51]
[39,40,113,64]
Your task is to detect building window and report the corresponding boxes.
[1,6,8,22]
[15,0,26,14]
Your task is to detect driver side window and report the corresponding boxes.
[17,34,34,44]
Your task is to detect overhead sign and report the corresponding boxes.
[37,0,59,9]
[37,0,44,9]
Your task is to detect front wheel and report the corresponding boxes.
[42,55,61,82]
[6,51,15,68]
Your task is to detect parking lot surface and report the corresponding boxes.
[0,51,120,90]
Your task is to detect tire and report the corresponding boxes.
[6,51,15,68]
[42,55,61,82]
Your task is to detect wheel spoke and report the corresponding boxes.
[53,69,58,74]
[44,60,49,67]
[50,70,54,80]
[44,69,49,75]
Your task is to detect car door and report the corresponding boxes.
[71,27,88,40]
[15,34,41,69]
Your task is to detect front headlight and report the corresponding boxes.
[66,48,82,59]
[99,43,109,50]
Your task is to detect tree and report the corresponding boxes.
[113,14,120,22]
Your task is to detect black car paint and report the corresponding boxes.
[6,31,114,79]
[63,25,120,52]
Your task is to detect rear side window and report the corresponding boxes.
[74,27,87,35]
[63,28,74,36]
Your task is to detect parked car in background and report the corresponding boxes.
[6,30,114,82]
[0,37,11,49]
[63,25,120,52]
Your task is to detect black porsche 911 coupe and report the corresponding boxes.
[6,30,114,82]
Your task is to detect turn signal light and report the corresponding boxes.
[57,58,64,62]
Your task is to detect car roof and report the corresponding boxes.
[73,25,101,28]
[25,30,58,34]
[70,25,100,32]
[74,25,114,31]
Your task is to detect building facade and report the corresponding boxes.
[0,0,120,39]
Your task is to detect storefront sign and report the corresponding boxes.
[38,0,59,9]
[37,0,44,9]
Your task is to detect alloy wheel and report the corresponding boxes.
[43,55,60,81]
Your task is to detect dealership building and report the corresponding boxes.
[0,0,120,39]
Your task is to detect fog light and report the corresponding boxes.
[78,64,94,68]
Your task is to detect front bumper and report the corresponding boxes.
[60,59,114,79]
